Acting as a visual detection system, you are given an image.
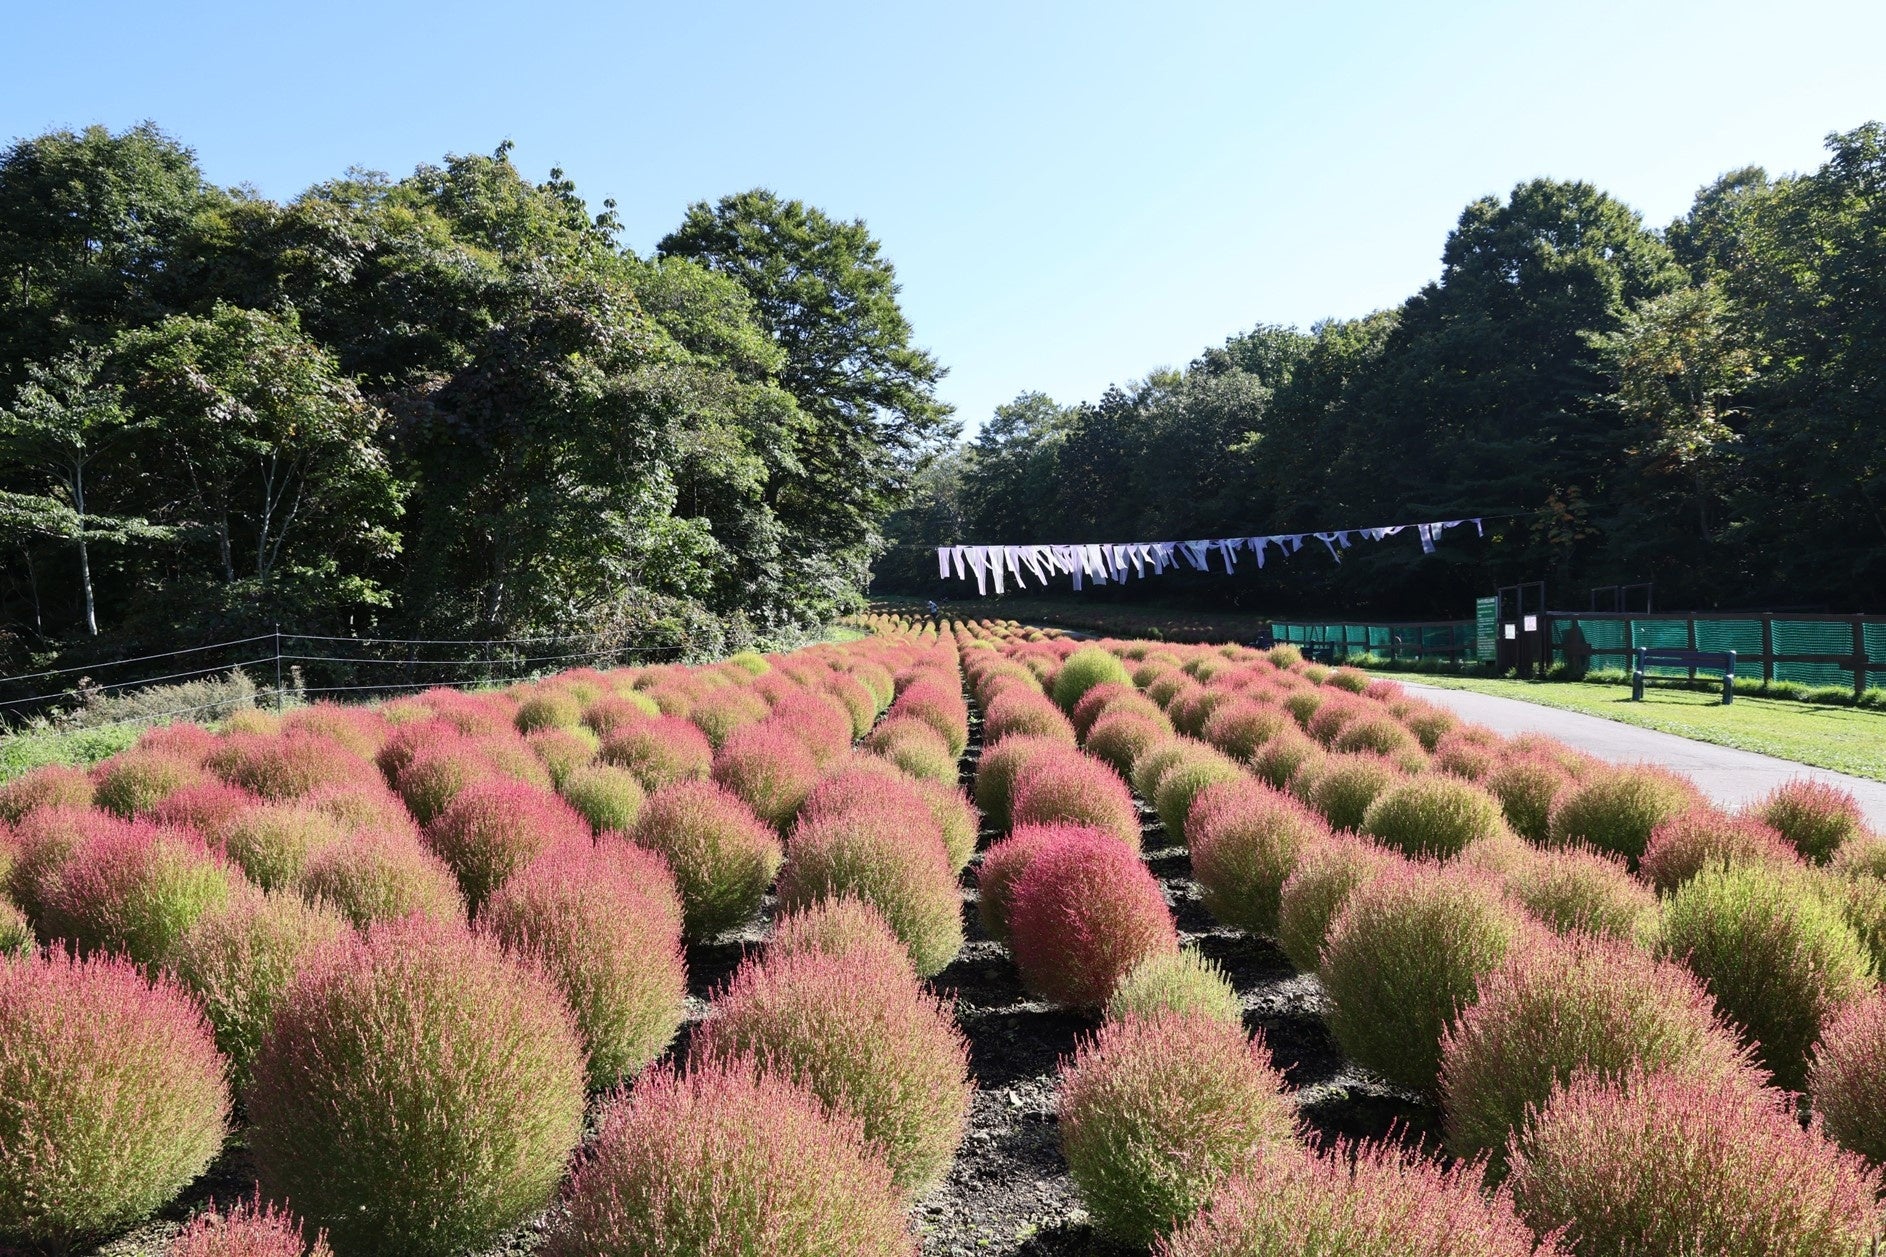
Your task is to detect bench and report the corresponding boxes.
[1303,642,1340,665]
[1632,647,1735,704]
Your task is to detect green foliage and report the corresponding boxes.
[1105,948,1243,1027]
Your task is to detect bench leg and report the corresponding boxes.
[1723,673,1733,705]
[1632,670,1644,702]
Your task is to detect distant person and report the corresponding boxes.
[925,599,940,629]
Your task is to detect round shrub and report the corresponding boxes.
[1106,948,1242,1026]
[1200,699,1290,762]
[1151,743,1246,842]
[1052,646,1133,713]
[542,1060,915,1257]
[1438,930,1749,1166]
[687,685,771,749]
[1275,834,1404,973]
[1320,862,1525,1094]
[976,822,1095,944]
[1659,861,1873,1090]
[1189,777,1330,934]
[1159,1139,1546,1257]
[765,692,856,765]
[1755,778,1866,864]
[41,820,239,966]
[7,804,106,923]
[1833,833,1886,880]
[690,948,971,1192]
[889,678,969,757]
[1331,714,1422,761]
[711,721,820,829]
[983,689,1078,745]
[863,715,957,784]
[0,762,93,822]
[1638,806,1801,893]
[1482,754,1572,845]
[514,687,582,734]
[631,780,782,941]
[1011,749,1141,849]
[1009,830,1177,1007]
[1057,1012,1298,1247]
[149,780,260,843]
[973,733,1063,830]
[298,827,464,929]
[166,1194,333,1257]
[171,889,351,1087]
[582,692,658,739]
[0,950,229,1249]
[769,893,913,976]
[480,842,687,1087]
[248,916,587,1257]
[804,756,977,872]
[1400,703,1462,752]
[559,761,646,832]
[392,741,487,825]
[205,733,380,802]
[912,777,980,873]
[1249,728,1324,791]
[1504,842,1656,941]
[1546,764,1699,863]
[599,715,714,790]
[1128,735,1192,800]
[1360,775,1508,860]
[422,778,591,913]
[1298,752,1401,832]
[526,725,598,787]
[1429,730,1501,781]
[1811,991,1886,1166]
[220,803,346,891]
[1072,681,1156,739]
[1508,1067,1879,1257]
[1084,709,1172,778]
[777,803,962,976]
[92,750,204,817]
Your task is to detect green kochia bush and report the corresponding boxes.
[1546,764,1698,863]
[1359,775,1508,860]
[1057,1012,1299,1247]
[972,734,1064,831]
[1755,778,1866,864]
[1188,777,1330,935]
[1106,948,1242,1027]
[1438,930,1748,1166]
[248,915,586,1257]
[1320,862,1524,1095]
[1150,742,1245,842]
[0,950,230,1250]
[1297,752,1402,833]
[690,947,972,1193]
[1503,842,1656,942]
[1659,863,1873,1090]
[1275,834,1404,973]
[768,894,914,976]
[543,1060,916,1257]
[40,818,240,966]
[1508,1067,1880,1257]
[1159,1140,1548,1257]
[559,763,646,833]
[630,780,783,941]
[297,826,465,929]
[1052,647,1134,713]
[777,801,962,976]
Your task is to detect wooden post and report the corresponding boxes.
[1855,615,1868,701]
[1761,614,1774,684]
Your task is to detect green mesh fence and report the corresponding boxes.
[1550,614,1884,694]
[1270,620,1476,658]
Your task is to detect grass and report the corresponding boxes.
[0,724,141,782]
[1387,673,1886,782]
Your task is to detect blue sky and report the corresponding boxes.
[5,1,1881,435]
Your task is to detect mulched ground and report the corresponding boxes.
[79,693,1427,1257]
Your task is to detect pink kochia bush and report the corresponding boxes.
[973,734,1064,830]
[1008,829,1178,1007]
[1157,1141,1553,1257]
[769,894,915,976]
[479,842,687,1087]
[1755,778,1867,864]
[976,823,1097,944]
[710,721,820,829]
[0,761,94,822]
[422,778,592,913]
[1507,1067,1882,1257]
[1810,991,1886,1166]
[801,755,978,872]
[1189,777,1331,935]
[1009,747,1142,850]
[599,715,714,790]
[1638,806,1800,893]
[543,1060,916,1257]
[1057,1012,1299,1247]
[0,950,230,1250]
[689,947,973,1192]
[777,802,963,976]
[39,818,239,966]
[297,826,465,929]
[248,915,586,1257]
[630,780,783,941]
[165,1194,333,1257]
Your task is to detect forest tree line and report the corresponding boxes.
[880,125,1886,619]
[0,124,951,672]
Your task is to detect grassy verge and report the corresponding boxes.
[0,724,142,782]
[1387,673,1886,783]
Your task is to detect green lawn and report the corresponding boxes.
[1389,673,1886,782]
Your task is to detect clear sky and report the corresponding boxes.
[5,0,1882,435]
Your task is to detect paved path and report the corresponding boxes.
[1402,681,1886,829]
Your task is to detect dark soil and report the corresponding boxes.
[77,694,1431,1257]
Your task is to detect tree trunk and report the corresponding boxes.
[72,460,98,636]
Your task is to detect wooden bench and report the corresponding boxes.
[1632,647,1735,704]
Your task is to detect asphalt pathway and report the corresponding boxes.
[1402,681,1886,830]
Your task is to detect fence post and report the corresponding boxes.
[1686,617,1698,684]
[1855,615,1868,701]
[273,625,284,710]
[1761,614,1774,685]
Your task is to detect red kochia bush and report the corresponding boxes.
[1638,806,1801,892]
[480,842,687,1087]
[778,803,962,977]
[1057,1012,1298,1247]
[40,820,239,966]
[630,780,782,941]
[205,733,380,801]
[422,778,592,913]
[0,762,94,822]
[1810,991,1886,1166]
[690,948,972,1192]
[599,715,714,790]
[148,780,259,844]
[166,1194,333,1257]
[248,916,587,1257]
[977,823,1097,944]
[543,1060,916,1257]
[892,677,970,756]
[1189,777,1330,935]
[711,720,820,829]
[1755,778,1867,864]
[984,689,1079,745]
[1199,699,1291,762]
[1008,831,1178,1008]
[297,826,464,929]
[801,756,978,872]
[0,950,230,1249]
[1507,1068,1881,1257]
[1010,747,1142,850]
[1158,1140,1551,1257]
[765,691,856,765]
